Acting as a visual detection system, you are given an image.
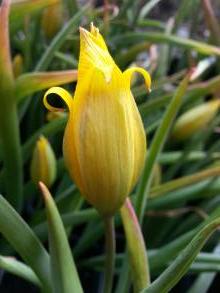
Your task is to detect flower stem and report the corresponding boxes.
[103,216,115,293]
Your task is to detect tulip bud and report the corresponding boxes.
[43,24,151,216]
[12,54,23,78]
[172,99,220,141]
[30,136,57,187]
[41,1,62,39]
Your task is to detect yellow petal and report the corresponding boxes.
[90,22,108,50]
[43,86,73,112]
[123,66,151,93]
[78,27,115,83]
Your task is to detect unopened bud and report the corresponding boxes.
[172,99,220,141]
[41,1,63,39]
[30,136,57,187]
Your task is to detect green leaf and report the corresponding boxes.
[16,70,77,102]
[112,32,220,56]
[147,205,220,272]
[187,243,220,293]
[141,218,220,293]
[202,0,220,46]
[120,199,150,292]
[35,4,89,71]
[33,208,99,241]
[139,0,163,19]
[0,195,52,292]
[0,255,41,287]
[39,182,83,293]
[150,165,220,198]
[136,72,190,223]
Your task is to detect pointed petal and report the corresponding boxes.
[78,27,116,83]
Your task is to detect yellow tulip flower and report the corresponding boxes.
[43,24,151,216]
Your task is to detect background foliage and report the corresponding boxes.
[1,0,220,292]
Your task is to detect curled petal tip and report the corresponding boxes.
[123,67,151,93]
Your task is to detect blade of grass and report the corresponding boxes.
[0,194,52,292]
[112,32,220,56]
[138,73,220,118]
[141,218,220,293]
[39,182,83,293]
[150,165,220,198]
[158,151,220,165]
[202,0,220,46]
[187,243,220,293]
[139,0,163,19]
[16,70,77,102]
[33,208,99,241]
[35,4,89,71]
[121,198,150,292]
[0,256,41,287]
[136,73,190,223]
[147,179,215,210]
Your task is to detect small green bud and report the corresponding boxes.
[41,1,63,39]
[30,136,57,187]
[172,99,220,141]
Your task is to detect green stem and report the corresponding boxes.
[0,0,23,209]
[103,217,115,293]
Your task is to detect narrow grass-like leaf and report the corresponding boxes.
[187,243,220,293]
[33,208,99,241]
[0,256,41,287]
[136,73,190,223]
[159,151,220,165]
[147,180,218,210]
[150,165,220,198]
[39,182,83,293]
[16,70,77,102]
[139,0,163,19]
[113,32,220,56]
[0,195,52,292]
[121,198,150,292]
[142,218,220,293]
[188,272,216,293]
[139,73,220,118]
[202,0,220,46]
[35,4,89,71]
